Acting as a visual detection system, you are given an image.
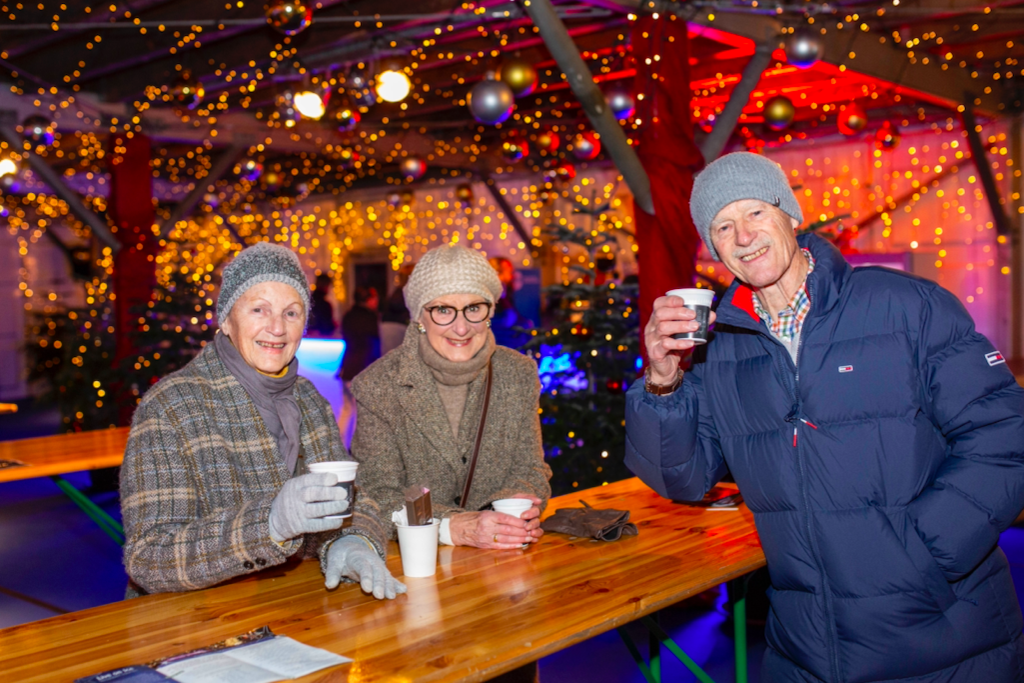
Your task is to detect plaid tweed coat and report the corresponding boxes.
[351,328,552,538]
[120,339,388,595]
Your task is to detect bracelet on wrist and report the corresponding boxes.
[644,367,683,395]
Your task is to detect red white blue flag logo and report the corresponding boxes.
[986,351,1005,367]
[838,365,853,373]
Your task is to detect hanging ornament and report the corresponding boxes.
[337,148,360,169]
[784,28,824,69]
[275,89,300,128]
[237,159,263,182]
[571,131,601,161]
[535,129,560,155]
[545,160,576,184]
[332,106,360,133]
[169,73,204,109]
[537,188,556,205]
[265,0,312,36]
[386,191,403,208]
[502,134,529,163]
[763,95,795,131]
[400,157,426,180]
[497,59,538,98]
[455,183,474,204]
[837,103,868,136]
[294,182,311,202]
[20,115,55,146]
[468,79,515,125]
[262,170,282,192]
[346,70,376,107]
[604,86,636,121]
[203,192,220,209]
[874,120,900,150]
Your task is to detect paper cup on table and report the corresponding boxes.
[396,518,440,578]
[492,498,533,519]
[667,288,715,345]
[308,461,358,519]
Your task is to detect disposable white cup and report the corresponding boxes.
[666,288,715,344]
[396,518,440,578]
[309,461,358,519]
[492,499,533,519]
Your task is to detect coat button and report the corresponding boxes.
[243,560,255,570]
[255,558,267,567]
[462,456,467,464]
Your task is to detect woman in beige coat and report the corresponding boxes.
[351,245,551,549]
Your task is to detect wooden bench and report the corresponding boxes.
[0,476,765,683]
[0,426,129,544]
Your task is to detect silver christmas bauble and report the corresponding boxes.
[605,86,635,121]
[468,80,515,125]
[785,29,824,69]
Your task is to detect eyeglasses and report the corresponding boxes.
[424,302,492,326]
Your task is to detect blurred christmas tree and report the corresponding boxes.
[125,241,222,393]
[522,207,640,496]
[26,252,125,432]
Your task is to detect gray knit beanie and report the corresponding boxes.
[217,242,310,322]
[404,245,503,319]
[690,152,803,261]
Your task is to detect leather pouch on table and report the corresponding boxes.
[540,500,638,541]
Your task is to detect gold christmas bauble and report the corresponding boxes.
[497,59,538,98]
[763,95,795,131]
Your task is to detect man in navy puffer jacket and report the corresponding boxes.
[626,152,1024,682]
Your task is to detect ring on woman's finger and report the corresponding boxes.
[493,534,499,543]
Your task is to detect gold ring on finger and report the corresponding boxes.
[493,534,498,543]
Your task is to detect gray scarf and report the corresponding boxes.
[418,330,495,438]
[215,331,302,472]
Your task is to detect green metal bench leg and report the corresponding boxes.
[641,615,716,683]
[617,626,660,683]
[650,611,661,682]
[51,476,124,546]
[729,575,753,683]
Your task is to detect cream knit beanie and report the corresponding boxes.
[404,245,504,319]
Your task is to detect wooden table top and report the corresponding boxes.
[0,477,764,683]
[0,426,129,484]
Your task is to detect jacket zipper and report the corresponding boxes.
[787,287,843,683]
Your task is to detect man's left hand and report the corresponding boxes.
[324,536,407,599]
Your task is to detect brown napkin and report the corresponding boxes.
[540,500,638,541]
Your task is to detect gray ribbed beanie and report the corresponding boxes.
[690,152,803,260]
[404,245,503,319]
[217,242,310,322]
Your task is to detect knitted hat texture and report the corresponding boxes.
[689,152,803,260]
[404,245,503,319]
[217,242,310,322]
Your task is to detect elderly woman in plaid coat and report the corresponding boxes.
[120,243,405,600]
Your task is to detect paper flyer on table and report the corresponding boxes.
[75,627,350,683]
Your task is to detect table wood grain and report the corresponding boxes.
[0,426,129,483]
[0,477,765,682]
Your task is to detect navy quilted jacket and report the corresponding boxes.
[626,234,1024,683]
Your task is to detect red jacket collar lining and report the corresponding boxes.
[731,285,760,322]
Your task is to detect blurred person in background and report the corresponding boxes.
[380,263,414,355]
[337,285,381,446]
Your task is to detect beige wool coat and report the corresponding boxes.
[120,340,388,595]
[351,327,552,537]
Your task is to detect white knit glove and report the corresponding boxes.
[268,472,348,543]
[324,536,407,600]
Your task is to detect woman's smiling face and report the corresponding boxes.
[220,281,306,374]
[419,293,492,363]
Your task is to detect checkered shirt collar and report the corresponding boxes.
[752,248,816,343]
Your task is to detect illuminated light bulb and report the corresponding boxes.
[293,90,325,119]
[375,70,411,103]
[0,158,17,178]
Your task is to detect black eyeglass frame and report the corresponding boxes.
[424,301,493,326]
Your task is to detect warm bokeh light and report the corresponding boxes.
[375,70,411,103]
[0,158,17,178]
[293,90,325,120]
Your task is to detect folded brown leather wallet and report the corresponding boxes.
[540,500,638,541]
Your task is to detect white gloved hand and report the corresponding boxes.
[268,472,348,543]
[324,536,407,600]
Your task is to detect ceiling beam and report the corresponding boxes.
[582,0,1014,114]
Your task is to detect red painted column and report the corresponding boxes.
[632,15,704,349]
[108,133,157,406]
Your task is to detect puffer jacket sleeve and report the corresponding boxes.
[907,285,1024,581]
[624,363,727,501]
[121,395,299,594]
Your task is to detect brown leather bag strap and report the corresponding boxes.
[460,360,493,508]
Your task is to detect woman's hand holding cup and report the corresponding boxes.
[449,509,534,549]
[646,291,717,384]
[497,494,544,542]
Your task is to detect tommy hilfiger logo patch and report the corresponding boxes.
[986,351,1006,367]
[838,365,853,373]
